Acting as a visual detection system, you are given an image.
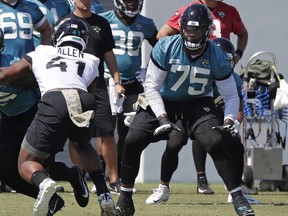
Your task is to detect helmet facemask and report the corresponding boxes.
[114,0,143,17]
[180,21,211,51]
[179,4,213,51]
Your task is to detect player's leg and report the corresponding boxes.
[192,140,214,194]
[116,107,159,215]
[146,128,187,205]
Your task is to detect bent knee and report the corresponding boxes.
[195,130,222,153]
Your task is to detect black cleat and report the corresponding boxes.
[108,178,121,195]
[71,166,89,207]
[233,196,255,216]
[115,197,135,216]
[47,194,65,216]
[197,178,214,194]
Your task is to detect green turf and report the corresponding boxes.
[1,181,288,215]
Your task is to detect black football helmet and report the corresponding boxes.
[0,28,4,54]
[52,17,89,52]
[211,37,236,68]
[179,4,213,51]
[114,0,143,17]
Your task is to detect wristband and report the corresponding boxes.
[235,49,243,59]
[157,113,167,120]
[114,81,121,86]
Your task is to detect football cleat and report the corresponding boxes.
[47,194,65,216]
[33,178,57,216]
[227,193,260,205]
[70,166,89,207]
[145,184,170,204]
[108,178,121,195]
[90,184,97,194]
[233,196,255,216]
[115,196,135,216]
[241,184,258,195]
[98,192,115,216]
[197,178,214,194]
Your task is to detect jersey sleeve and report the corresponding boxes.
[150,37,169,71]
[209,42,232,80]
[27,1,46,29]
[141,16,158,40]
[232,72,243,99]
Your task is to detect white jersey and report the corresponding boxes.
[26,45,100,97]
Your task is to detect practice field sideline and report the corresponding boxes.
[1,182,288,215]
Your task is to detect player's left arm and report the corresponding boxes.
[0,58,33,85]
[215,75,239,126]
[35,19,53,45]
[147,31,158,47]
[235,25,248,64]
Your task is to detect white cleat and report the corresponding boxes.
[33,178,57,216]
[145,184,170,205]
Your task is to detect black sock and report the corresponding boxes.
[49,162,69,181]
[99,156,106,174]
[197,173,207,182]
[231,190,243,200]
[121,190,132,200]
[89,170,109,196]
[31,170,49,187]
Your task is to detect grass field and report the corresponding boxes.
[1,181,288,216]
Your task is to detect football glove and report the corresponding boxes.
[153,117,181,136]
[135,68,147,83]
[212,124,238,136]
[212,124,241,145]
[124,112,136,127]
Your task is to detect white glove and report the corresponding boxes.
[153,117,181,136]
[124,112,136,127]
[233,120,240,133]
[135,68,147,83]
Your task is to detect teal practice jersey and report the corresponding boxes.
[152,34,232,102]
[100,10,157,80]
[30,0,55,48]
[42,0,70,23]
[0,0,45,58]
[0,54,39,116]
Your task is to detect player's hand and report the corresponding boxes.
[153,116,181,136]
[124,112,136,127]
[135,68,147,83]
[212,124,238,137]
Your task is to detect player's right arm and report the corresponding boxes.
[0,58,32,85]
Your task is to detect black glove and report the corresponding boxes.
[212,125,237,136]
[153,116,181,136]
[212,125,241,145]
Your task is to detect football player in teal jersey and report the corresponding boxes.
[41,0,71,23]
[31,0,55,48]
[98,0,157,182]
[31,0,71,49]
[0,0,53,58]
[115,4,255,216]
